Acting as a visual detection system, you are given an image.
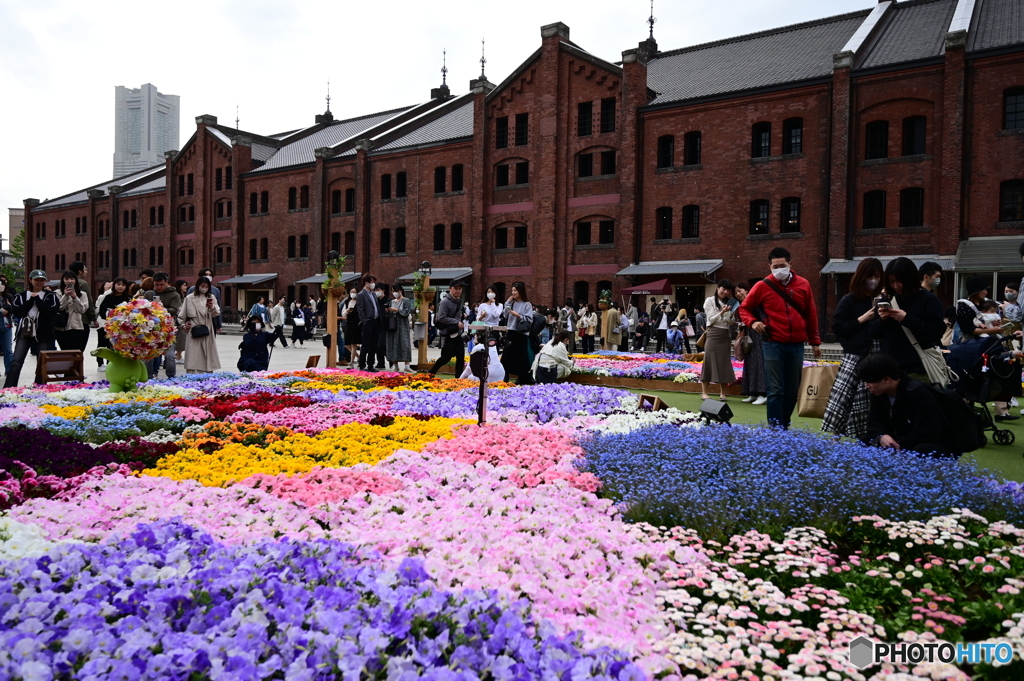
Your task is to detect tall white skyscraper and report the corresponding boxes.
[113,83,180,177]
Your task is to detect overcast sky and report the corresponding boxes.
[0,0,872,244]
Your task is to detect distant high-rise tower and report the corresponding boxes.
[113,83,180,177]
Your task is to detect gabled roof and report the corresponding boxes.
[205,127,280,164]
[36,166,165,210]
[373,96,474,153]
[251,106,417,173]
[968,0,1024,53]
[119,174,166,198]
[646,8,869,106]
[858,0,957,70]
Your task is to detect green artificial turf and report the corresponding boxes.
[622,388,1024,484]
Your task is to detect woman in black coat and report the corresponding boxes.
[873,257,945,379]
[237,316,275,372]
[822,258,883,438]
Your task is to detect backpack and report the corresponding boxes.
[925,384,985,453]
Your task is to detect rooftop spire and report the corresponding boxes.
[431,50,452,99]
[479,38,487,79]
[647,0,657,40]
[325,80,331,114]
[441,49,448,85]
[235,104,239,130]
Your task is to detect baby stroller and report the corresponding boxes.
[945,335,1017,446]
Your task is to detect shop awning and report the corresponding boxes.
[396,267,473,282]
[955,237,1024,272]
[616,260,723,277]
[820,256,954,275]
[218,273,278,286]
[294,272,362,285]
[619,278,672,296]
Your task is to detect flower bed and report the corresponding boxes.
[1,368,1022,680]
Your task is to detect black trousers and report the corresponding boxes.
[430,333,465,378]
[655,329,667,353]
[4,336,54,388]
[270,326,288,347]
[55,328,89,352]
[359,318,380,369]
[501,331,533,384]
[581,334,595,353]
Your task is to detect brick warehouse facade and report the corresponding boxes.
[22,0,1024,328]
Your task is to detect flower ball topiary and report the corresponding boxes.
[103,298,177,361]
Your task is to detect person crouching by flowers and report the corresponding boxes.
[532,331,574,383]
[177,276,221,374]
[4,269,59,388]
[237,315,274,372]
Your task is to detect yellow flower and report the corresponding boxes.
[40,405,92,420]
[144,416,469,486]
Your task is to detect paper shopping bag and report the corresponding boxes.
[797,364,839,419]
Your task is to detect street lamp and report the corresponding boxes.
[419,260,431,277]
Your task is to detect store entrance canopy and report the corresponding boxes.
[219,273,278,286]
[820,257,954,275]
[396,267,473,282]
[294,272,362,285]
[619,278,672,296]
[616,260,723,277]
[955,237,1024,272]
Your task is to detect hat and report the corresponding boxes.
[29,269,47,280]
[449,279,467,288]
[670,321,678,327]
[965,276,990,297]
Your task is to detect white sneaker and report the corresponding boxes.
[741,396,756,403]
[753,396,768,405]
[1012,398,1020,408]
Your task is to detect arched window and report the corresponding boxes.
[451,165,464,192]
[287,236,297,259]
[299,235,309,258]
[178,206,187,223]
[999,180,1024,222]
[434,167,446,193]
[682,205,700,239]
[300,185,309,209]
[344,231,355,256]
[783,118,803,154]
[865,120,889,160]
[576,221,592,246]
[131,209,137,228]
[574,281,590,307]
[157,247,164,266]
[381,174,392,200]
[684,131,702,165]
[433,224,445,251]
[395,227,406,253]
[396,172,408,197]
[780,197,801,233]
[598,220,614,244]
[344,188,355,212]
[123,210,130,229]
[260,191,269,213]
[331,190,342,214]
[260,238,269,259]
[331,231,341,253]
[149,207,156,226]
[215,244,231,264]
[493,224,526,250]
[1004,87,1024,130]
[250,192,258,215]
[749,200,769,235]
[450,223,463,250]
[157,206,163,225]
[513,224,527,249]
[902,116,926,156]
[863,190,886,229]
[149,247,156,266]
[751,122,771,158]
[899,188,924,227]
[380,228,391,254]
[655,207,672,240]
[656,135,674,168]
[288,187,298,210]
[249,239,258,261]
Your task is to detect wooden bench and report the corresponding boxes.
[38,350,85,383]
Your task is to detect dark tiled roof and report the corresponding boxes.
[646,9,868,106]
[251,143,277,163]
[859,0,957,69]
[119,174,166,197]
[374,97,474,152]
[253,106,416,173]
[36,166,165,210]
[968,0,1024,52]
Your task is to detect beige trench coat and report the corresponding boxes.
[177,294,221,372]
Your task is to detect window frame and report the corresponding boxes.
[902,116,927,156]
[684,131,702,166]
[782,118,803,154]
[749,200,770,235]
[899,187,925,227]
[514,113,529,146]
[577,101,593,137]
[433,224,446,251]
[751,122,771,158]
[682,205,700,239]
[655,207,672,240]
[495,116,509,149]
[780,197,801,233]
[999,180,1024,222]
[1004,87,1024,130]
[656,135,674,169]
[576,221,592,246]
[865,120,889,160]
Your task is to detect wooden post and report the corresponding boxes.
[416,275,431,370]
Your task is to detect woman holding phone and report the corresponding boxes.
[55,270,89,353]
[177,276,221,373]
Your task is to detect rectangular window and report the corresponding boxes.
[783,118,803,154]
[1001,181,1024,222]
[578,153,593,178]
[288,236,296,258]
[513,225,528,249]
[577,102,593,136]
[495,227,508,250]
[450,223,463,250]
[865,120,889,160]
[250,239,258,261]
[495,116,508,149]
[344,231,355,256]
[899,188,924,227]
[598,220,614,244]
[496,164,510,187]
[250,192,258,215]
[600,98,615,133]
[260,238,269,259]
[225,166,232,189]
[380,229,391,254]
[157,207,162,225]
[148,208,155,226]
[902,116,926,156]
[187,173,194,195]
[381,174,392,200]
[515,161,529,185]
[261,191,269,213]
[514,113,529,146]
[299,235,309,258]
[178,175,185,197]
[751,123,771,158]
[656,135,674,168]
[434,167,446,193]
[600,150,616,175]
[433,224,445,251]
[331,232,341,253]
[396,172,407,197]
[300,185,309,209]
[215,168,223,191]
[451,165,464,192]
[576,221,592,246]
[682,205,699,238]
[684,131,702,165]
[344,188,355,213]
[1006,88,1024,129]
[781,197,801,233]
[395,227,406,253]
[288,187,297,210]
[750,200,769,234]
[656,207,672,240]
[331,190,342,214]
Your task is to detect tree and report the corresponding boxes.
[1,229,25,285]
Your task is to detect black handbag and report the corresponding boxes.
[190,324,210,338]
[387,315,398,331]
[55,310,70,328]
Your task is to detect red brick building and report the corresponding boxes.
[24,0,1024,327]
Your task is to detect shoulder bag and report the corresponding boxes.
[188,299,211,338]
[888,296,951,388]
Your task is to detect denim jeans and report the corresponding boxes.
[3,335,55,388]
[147,344,177,380]
[762,341,804,429]
[0,324,12,373]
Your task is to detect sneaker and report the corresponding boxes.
[1012,398,1020,408]
[741,395,756,403]
[994,414,1020,422]
[97,365,106,372]
[753,396,768,405]
[365,366,378,373]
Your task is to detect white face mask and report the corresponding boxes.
[375,291,384,298]
[771,266,791,282]
[350,292,357,299]
[199,287,209,295]
[487,292,496,300]
[865,278,880,291]
[931,277,941,287]
[254,323,262,332]
[392,292,400,299]
[0,283,4,293]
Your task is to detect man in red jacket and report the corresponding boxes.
[739,247,822,429]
